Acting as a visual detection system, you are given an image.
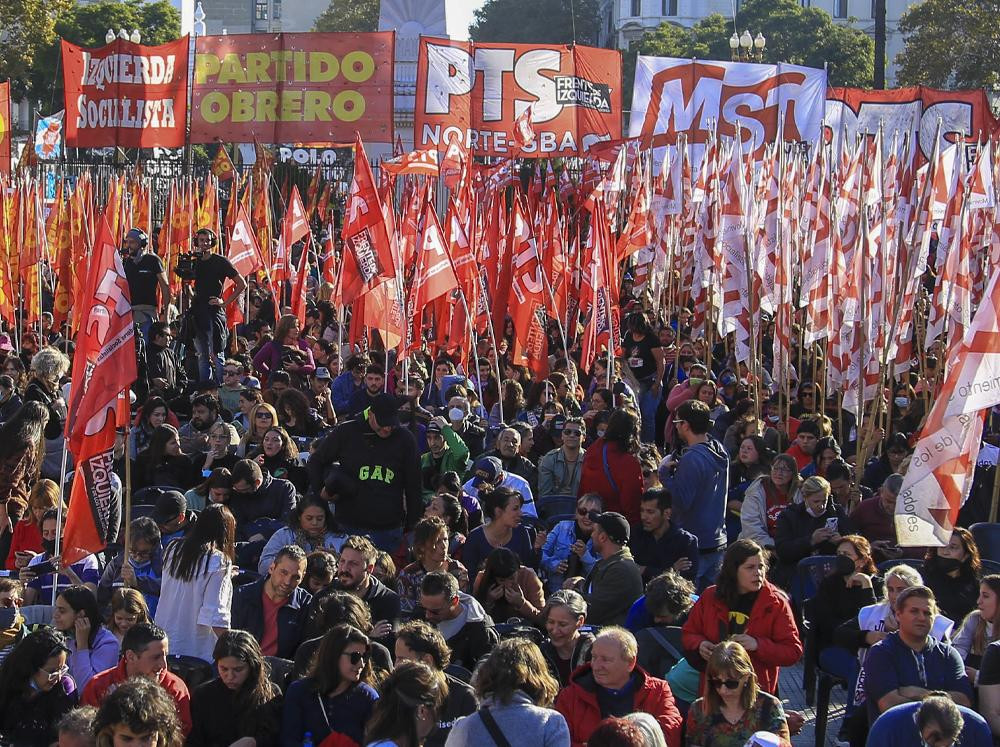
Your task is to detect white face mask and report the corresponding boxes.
[894,397,910,408]
[448,407,464,422]
[806,503,826,518]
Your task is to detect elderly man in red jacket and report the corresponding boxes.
[555,626,682,747]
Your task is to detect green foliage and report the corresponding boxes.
[313,0,380,33]
[895,0,1000,90]
[624,0,873,106]
[0,0,73,99]
[470,0,601,46]
[29,0,181,107]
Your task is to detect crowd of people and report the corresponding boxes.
[0,222,996,747]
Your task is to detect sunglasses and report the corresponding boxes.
[343,650,369,665]
[255,412,273,420]
[562,429,582,437]
[576,507,592,516]
[709,677,742,690]
[224,370,240,376]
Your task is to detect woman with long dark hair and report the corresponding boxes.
[276,388,326,439]
[364,660,448,747]
[252,313,316,387]
[154,504,235,662]
[133,424,200,490]
[281,623,379,746]
[461,487,538,575]
[0,627,77,747]
[472,547,545,624]
[923,527,983,622]
[184,467,233,512]
[682,539,802,695]
[188,630,283,747]
[257,496,346,575]
[577,408,644,523]
[0,401,49,509]
[129,396,171,459]
[52,585,118,689]
[954,574,1000,683]
[251,425,308,492]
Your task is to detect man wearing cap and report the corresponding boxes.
[461,456,537,518]
[331,354,368,416]
[152,491,197,549]
[308,367,337,424]
[566,512,644,626]
[538,416,587,498]
[307,392,422,552]
[421,416,471,497]
[122,226,169,342]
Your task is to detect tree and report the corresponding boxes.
[625,0,873,101]
[470,0,600,46]
[28,0,181,105]
[313,0,380,33]
[0,0,73,98]
[895,0,1000,90]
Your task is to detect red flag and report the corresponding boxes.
[382,148,440,177]
[62,213,137,564]
[290,240,311,327]
[227,202,266,277]
[342,133,396,292]
[507,196,548,379]
[412,196,460,315]
[440,138,468,191]
[273,186,309,284]
[513,105,535,149]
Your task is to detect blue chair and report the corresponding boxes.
[537,495,578,521]
[790,556,838,705]
[981,558,1000,575]
[970,523,1000,563]
[129,504,156,522]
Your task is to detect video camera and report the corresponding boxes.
[174,252,198,280]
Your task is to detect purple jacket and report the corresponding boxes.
[252,339,315,381]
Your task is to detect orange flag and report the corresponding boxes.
[210,145,236,181]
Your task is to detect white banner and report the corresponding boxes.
[628,56,826,167]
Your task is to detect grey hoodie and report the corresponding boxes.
[438,592,488,640]
[661,437,729,550]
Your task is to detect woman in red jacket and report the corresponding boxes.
[681,539,802,695]
[577,408,643,524]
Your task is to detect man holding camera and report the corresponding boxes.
[177,228,247,383]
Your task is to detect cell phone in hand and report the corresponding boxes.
[824,518,839,531]
[31,560,56,576]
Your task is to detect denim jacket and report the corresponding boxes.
[540,519,598,592]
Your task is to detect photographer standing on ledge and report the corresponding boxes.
[122,227,169,343]
[177,228,247,383]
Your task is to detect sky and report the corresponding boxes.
[450,0,487,39]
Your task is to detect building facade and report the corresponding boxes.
[597,0,921,84]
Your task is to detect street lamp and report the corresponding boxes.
[730,29,766,62]
[105,29,116,44]
[130,30,142,44]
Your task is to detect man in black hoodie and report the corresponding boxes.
[307,393,422,552]
[229,459,297,540]
[324,535,399,649]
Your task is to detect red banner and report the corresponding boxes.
[191,32,394,144]
[0,82,9,178]
[61,36,189,148]
[825,86,1000,166]
[415,38,621,157]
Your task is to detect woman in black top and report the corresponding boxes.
[188,630,283,747]
[132,424,201,490]
[252,426,308,493]
[923,527,982,623]
[0,628,77,747]
[809,534,882,651]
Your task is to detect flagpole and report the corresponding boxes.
[52,437,70,606]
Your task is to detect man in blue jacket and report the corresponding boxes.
[659,399,728,591]
[231,545,311,660]
[863,585,972,724]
